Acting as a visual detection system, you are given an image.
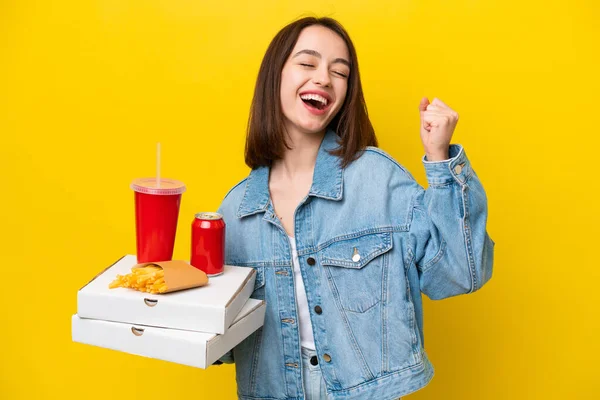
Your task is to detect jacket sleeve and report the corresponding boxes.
[212,349,235,365]
[409,144,495,300]
[211,201,236,365]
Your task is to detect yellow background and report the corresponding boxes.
[1,1,598,399]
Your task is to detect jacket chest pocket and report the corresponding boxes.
[319,232,393,313]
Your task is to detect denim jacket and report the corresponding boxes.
[215,129,495,400]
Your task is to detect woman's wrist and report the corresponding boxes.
[425,152,450,161]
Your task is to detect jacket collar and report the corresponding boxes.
[237,129,344,218]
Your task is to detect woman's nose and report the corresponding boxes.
[312,67,331,87]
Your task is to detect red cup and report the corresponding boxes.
[131,178,186,263]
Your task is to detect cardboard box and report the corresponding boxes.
[72,298,265,369]
[78,255,256,334]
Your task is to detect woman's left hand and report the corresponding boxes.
[418,97,459,161]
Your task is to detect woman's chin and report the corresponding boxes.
[284,113,332,135]
[295,119,330,135]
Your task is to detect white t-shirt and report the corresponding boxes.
[288,235,316,350]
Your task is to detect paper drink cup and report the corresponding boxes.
[131,178,186,263]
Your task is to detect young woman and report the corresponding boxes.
[214,17,495,400]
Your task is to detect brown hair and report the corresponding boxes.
[244,16,377,170]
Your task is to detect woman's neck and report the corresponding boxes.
[271,127,325,181]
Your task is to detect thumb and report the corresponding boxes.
[418,96,429,113]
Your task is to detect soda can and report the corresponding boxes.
[191,212,225,276]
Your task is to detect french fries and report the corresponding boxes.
[109,265,168,294]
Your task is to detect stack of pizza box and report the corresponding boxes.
[72,255,264,368]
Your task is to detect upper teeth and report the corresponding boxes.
[300,94,328,106]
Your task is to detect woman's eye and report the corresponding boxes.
[333,71,348,78]
[300,63,314,67]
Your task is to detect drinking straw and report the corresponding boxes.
[156,142,161,188]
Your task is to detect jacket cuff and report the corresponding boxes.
[422,144,470,186]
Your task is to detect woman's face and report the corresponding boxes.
[280,25,350,136]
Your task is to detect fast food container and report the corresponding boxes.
[77,255,258,334]
[72,298,265,369]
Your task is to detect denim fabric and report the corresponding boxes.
[300,346,328,400]
[216,129,495,400]
[300,346,402,400]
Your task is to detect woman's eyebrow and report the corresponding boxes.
[292,49,350,68]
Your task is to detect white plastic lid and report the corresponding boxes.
[130,178,186,195]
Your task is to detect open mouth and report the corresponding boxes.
[300,93,330,111]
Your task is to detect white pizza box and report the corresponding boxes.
[77,255,256,334]
[72,298,265,369]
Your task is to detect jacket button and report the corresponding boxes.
[314,305,322,314]
[310,356,318,365]
[454,164,463,174]
[323,354,332,362]
[307,257,316,266]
